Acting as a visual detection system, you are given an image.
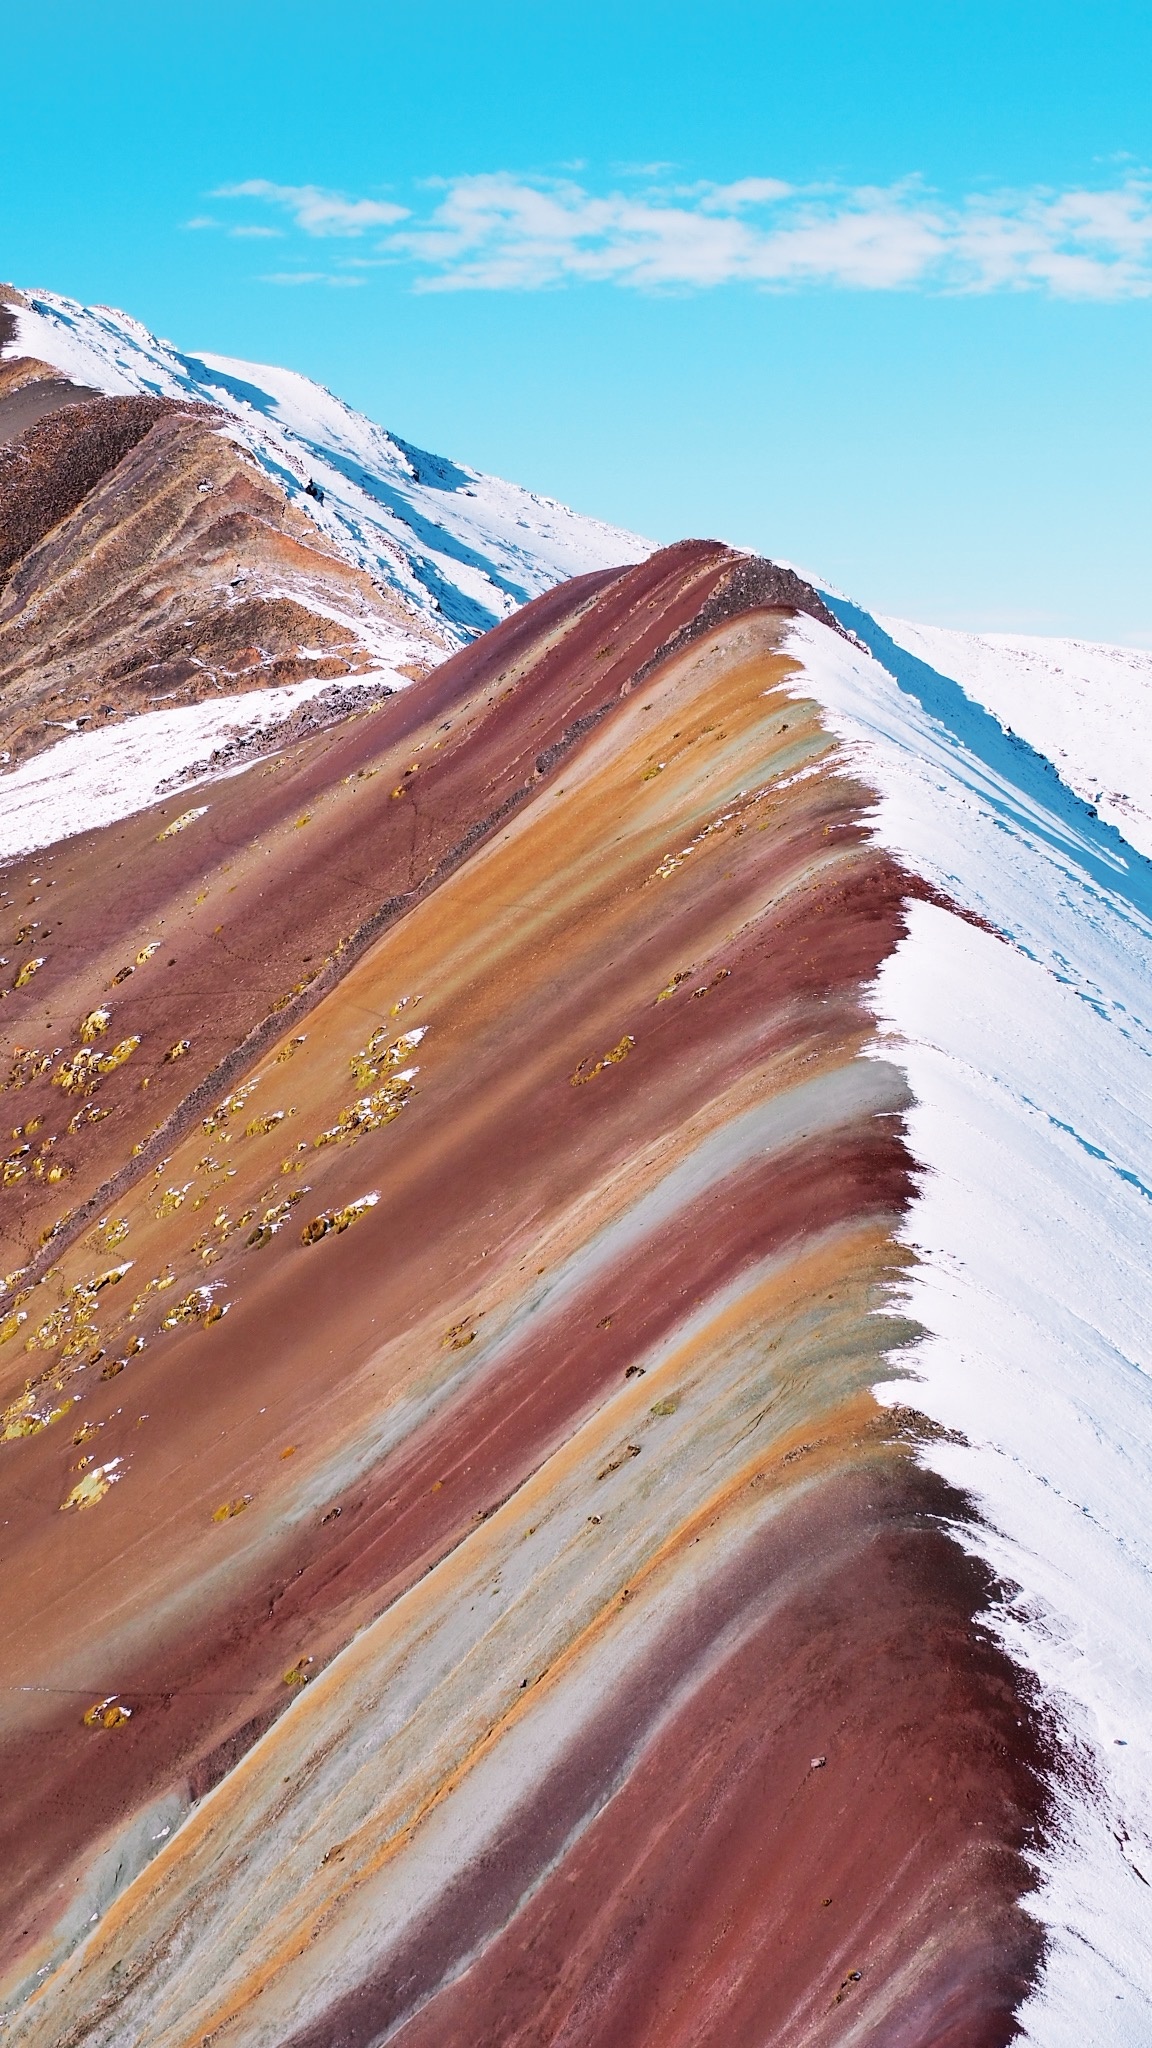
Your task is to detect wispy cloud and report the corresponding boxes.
[260,271,365,288]
[215,180,408,237]
[217,170,1152,298]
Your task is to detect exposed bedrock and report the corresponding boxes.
[0,546,1049,2045]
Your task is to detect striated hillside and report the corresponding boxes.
[0,297,1150,2047]
[0,389,447,772]
[0,284,648,790]
[1,543,1052,2047]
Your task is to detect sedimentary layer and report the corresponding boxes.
[0,547,1047,2045]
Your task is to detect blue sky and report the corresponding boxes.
[4,2,1151,639]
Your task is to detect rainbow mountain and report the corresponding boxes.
[1,286,1151,2048]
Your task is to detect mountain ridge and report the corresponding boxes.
[0,284,1150,2044]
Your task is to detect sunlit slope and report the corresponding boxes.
[2,285,650,643]
[879,615,1152,861]
[0,547,1044,2047]
[0,390,445,773]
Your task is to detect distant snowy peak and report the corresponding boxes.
[3,286,651,643]
[795,557,1152,867]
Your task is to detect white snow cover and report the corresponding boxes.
[0,674,395,862]
[787,607,1152,2042]
[4,287,649,643]
[881,616,1152,861]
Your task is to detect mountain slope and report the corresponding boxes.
[0,283,649,827]
[0,292,1149,2046]
[0,389,443,773]
[877,614,1152,860]
[2,285,650,641]
[796,596,1152,2043]
[0,548,1052,2048]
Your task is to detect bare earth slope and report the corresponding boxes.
[0,281,649,787]
[0,546,1049,2047]
[0,397,445,769]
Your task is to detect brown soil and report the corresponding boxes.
[0,394,188,577]
[0,378,105,446]
[322,1465,1047,2048]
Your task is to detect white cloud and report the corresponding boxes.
[215,180,408,237]
[221,170,1152,299]
[696,178,795,212]
[260,272,366,288]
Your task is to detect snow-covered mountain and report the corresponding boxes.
[3,285,650,642]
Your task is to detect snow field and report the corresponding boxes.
[881,616,1152,863]
[0,674,399,863]
[788,612,1152,2041]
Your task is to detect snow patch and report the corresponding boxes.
[0,674,397,863]
[786,610,1152,2041]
